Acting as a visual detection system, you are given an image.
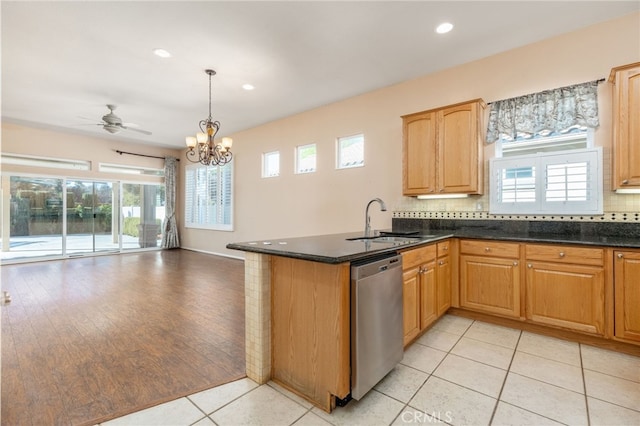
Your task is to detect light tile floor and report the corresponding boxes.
[102,315,640,426]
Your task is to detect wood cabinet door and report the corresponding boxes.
[612,63,640,189]
[436,255,451,316]
[526,261,605,335]
[460,255,521,318]
[437,101,482,194]
[420,260,438,330]
[403,266,421,345]
[614,251,640,343]
[403,111,437,195]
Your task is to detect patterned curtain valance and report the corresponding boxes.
[486,80,600,144]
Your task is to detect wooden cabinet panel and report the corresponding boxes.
[402,99,485,196]
[610,62,640,189]
[437,255,451,316]
[526,244,604,266]
[402,244,436,270]
[403,266,421,345]
[526,261,605,335]
[438,102,482,194]
[420,260,438,329]
[460,254,521,318]
[403,111,437,195]
[614,251,640,343]
[461,239,520,258]
[401,241,452,347]
[271,257,350,411]
[437,240,450,257]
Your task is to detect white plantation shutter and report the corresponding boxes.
[491,148,601,215]
[184,161,234,230]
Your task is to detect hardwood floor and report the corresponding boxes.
[1,249,246,425]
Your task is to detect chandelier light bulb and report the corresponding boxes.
[185,136,197,148]
[196,132,207,144]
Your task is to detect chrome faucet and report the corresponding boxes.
[364,198,387,237]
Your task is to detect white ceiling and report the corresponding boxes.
[2,1,638,149]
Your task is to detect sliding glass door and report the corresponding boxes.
[121,182,165,250]
[3,176,64,259]
[1,175,165,262]
[66,180,117,255]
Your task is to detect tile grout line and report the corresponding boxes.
[388,319,474,426]
[579,343,592,426]
[487,329,522,425]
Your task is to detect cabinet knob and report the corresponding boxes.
[484,247,490,252]
[439,260,445,265]
[622,179,629,185]
[527,263,533,268]
[559,252,565,258]
[513,261,518,266]
[439,188,444,193]
[617,253,624,259]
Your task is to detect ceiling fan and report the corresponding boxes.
[84,104,152,136]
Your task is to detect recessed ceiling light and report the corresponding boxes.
[435,22,453,34]
[153,48,171,58]
[242,83,255,91]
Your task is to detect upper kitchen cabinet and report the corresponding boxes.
[402,99,486,196]
[609,62,640,190]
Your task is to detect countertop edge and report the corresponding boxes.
[227,229,640,264]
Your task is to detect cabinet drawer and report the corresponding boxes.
[401,244,436,270]
[526,244,604,266]
[437,240,450,257]
[460,239,520,258]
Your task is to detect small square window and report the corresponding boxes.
[262,151,280,178]
[337,134,364,169]
[295,143,316,174]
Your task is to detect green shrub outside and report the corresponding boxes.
[123,217,162,237]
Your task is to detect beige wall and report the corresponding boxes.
[2,13,638,260]
[182,12,640,258]
[1,123,180,181]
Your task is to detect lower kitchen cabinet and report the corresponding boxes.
[459,240,522,318]
[402,264,422,344]
[614,250,640,343]
[402,243,451,346]
[525,244,605,336]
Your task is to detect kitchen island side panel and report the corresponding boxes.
[271,256,351,412]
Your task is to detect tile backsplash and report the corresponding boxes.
[396,192,640,223]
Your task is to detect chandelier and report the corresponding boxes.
[185,69,233,166]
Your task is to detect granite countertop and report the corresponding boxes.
[227,221,640,264]
[226,231,453,264]
[451,229,640,248]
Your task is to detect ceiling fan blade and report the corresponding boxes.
[121,125,152,135]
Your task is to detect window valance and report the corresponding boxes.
[486,80,601,144]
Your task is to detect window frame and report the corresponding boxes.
[184,161,234,231]
[295,143,317,174]
[262,150,280,178]
[336,133,365,169]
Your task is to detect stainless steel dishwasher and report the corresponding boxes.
[350,253,404,400]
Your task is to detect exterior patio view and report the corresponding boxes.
[1,176,165,262]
